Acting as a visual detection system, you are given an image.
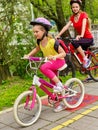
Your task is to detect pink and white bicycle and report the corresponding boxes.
[13,56,85,127]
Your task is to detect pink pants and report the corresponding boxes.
[40,59,65,79]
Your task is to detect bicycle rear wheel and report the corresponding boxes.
[64,54,76,77]
[88,49,98,82]
[13,90,42,127]
[62,78,85,108]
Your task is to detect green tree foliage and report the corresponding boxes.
[30,0,71,37]
[30,0,98,28]
[0,0,33,83]
[0,0,15,83]
[0,0,98,83]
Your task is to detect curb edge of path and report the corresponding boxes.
[0,95,48,115]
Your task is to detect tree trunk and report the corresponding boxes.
[81,0,85,10]
[55,0,71,38]
[31,0,71,38]
[0,63,11,84]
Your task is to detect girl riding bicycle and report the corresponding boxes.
[24,17,66,93]
[56,0,94,68]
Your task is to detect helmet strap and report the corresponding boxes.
[37,31,48,42]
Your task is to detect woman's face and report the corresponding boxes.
[33,25,45,39]
[71,3,80,14]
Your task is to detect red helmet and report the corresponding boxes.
[70,0,82,6]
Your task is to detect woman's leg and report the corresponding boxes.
[75,46,91,68]
[71,38,93,68]
[77,46,85,58]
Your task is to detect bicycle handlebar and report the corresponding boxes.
[22,56,48,75]
[22,56,48,62]
[58,37,77,43]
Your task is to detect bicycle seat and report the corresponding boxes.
[58,64,67,71]
[87,43,95,50]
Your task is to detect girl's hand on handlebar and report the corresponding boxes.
[23,55,30,59]
[48,55,56,60]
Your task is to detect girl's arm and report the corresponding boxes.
[28,46,40,56]
[56,21,72,38]
[48,46,66,60]
[24,46,40,58]
[56,45,66,58]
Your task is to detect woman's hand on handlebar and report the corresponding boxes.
[55,35,60,40]
[75,35,83,40]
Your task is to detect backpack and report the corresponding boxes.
[54,39,69,53]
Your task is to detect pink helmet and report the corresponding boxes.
[30,17,52,31]
[70,0,82,6]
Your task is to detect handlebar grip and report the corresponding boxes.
[22,56,47,62]
[29,57,42,61]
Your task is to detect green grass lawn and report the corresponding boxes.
[0,72,87,111]
[0,75,49,111]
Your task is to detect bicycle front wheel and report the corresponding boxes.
[88,49,98,82]
[13,90,42,127]
[62,78,85,108]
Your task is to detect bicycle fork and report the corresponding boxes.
[24,86,36,110]
[24,75,42,110]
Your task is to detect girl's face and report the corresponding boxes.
[33,25,45,39]
[71,3,80,14]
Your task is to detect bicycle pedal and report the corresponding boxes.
[24,106,31,111]
[53,91,61,94]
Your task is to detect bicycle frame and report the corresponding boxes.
[24,57,74,110]
[33,75,70,98]
[68,42,98,70]
[26,75,70,110]
[13,56,85,127]
[68,43,83,65]
[86,50,98,71]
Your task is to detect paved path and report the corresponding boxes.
[0,81,98,130]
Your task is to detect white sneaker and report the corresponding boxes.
[83,59,91,68]
[53,86,64,93]
[53,104,66,112]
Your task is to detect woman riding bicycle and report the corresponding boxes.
[24,17,66,93]
[54,0,94,112]
[56,0,94,68]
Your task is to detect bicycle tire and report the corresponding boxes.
[62,78,85,108]
[88,49,98,82]
[67,54,76,77]
[66,60,76,77]
[60,54,76,77]
[13,90,42,127]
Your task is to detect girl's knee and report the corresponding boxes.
[40,64,46,73]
